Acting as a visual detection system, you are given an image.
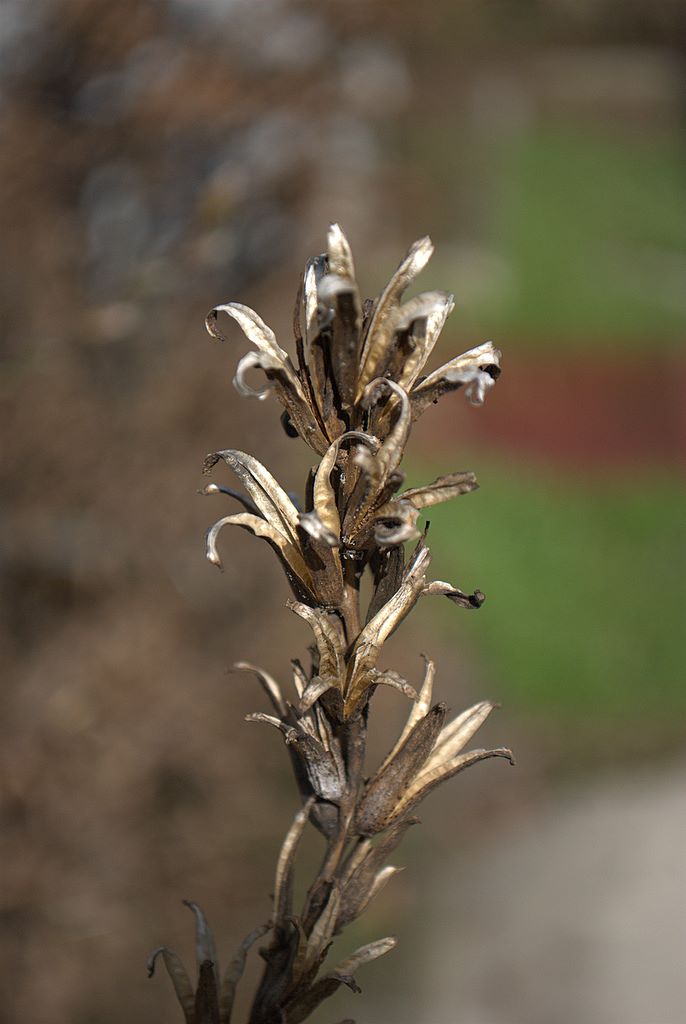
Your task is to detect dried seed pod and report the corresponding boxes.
[355,703,447,836]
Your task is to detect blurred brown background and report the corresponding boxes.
[1,1,684,1022]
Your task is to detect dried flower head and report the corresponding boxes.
[151,227,513,1024]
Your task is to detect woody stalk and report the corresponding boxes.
[149,226,514,1024]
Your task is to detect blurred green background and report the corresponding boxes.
[1,1,684,1022]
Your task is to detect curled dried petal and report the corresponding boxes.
[233,661,288,718]
[208,300,327,453]
[378,657,435,773]
[394,747,515,822]
[372,500,421,547]
[401,471,478,509]
[204,449,300,544]
[206,512,313,601]
[287,601,345,686]
[298,676,336,716]
[333,936,397,979]
[274,798,315,928]
[147,946,195,1023]
[345,544,431,712]
[369,669,419,702]
[199,482,260,515]
[423,580,485,609]
[233,349,275,398]
[313,431,379,537]
[358,379,411,483]
[183,900,219,984]
[411,340,501,419]
[356,236,434,399]
[425,701,497,770]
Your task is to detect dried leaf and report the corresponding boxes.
[318,270,362,414]
[365,546,405,624]
[338,825,412,930]
[327,223,356,280]
[395,292,455,391]
[291,659,309,699]
[147,946,195,1024]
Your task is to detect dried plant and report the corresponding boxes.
[149,226,513,1023]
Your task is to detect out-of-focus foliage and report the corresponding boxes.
[1,0,683,1020]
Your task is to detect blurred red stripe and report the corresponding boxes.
[413,349,686,471]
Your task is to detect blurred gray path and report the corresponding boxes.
[410,761,686,1024]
